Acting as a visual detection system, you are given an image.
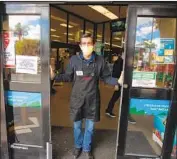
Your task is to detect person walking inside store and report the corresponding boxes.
[105,49,136,124]
[50,33,120,159]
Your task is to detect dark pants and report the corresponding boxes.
[106,87,121,113]
[50,79,56,94]
[51,79,54,89]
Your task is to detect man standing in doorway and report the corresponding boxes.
[105,50,136,124]
[51,33,119,159]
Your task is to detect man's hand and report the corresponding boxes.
[118,71,124,86]
[50,65,55,80]
[114,85,119,91]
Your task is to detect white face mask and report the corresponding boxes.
[80,46,94,56]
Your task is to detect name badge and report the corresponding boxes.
[76,71,83,76]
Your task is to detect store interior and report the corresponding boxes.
[49,5,177,159]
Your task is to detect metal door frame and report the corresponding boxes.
[1,2,51,159]
[1,3,10,159]
[117,4,177,159]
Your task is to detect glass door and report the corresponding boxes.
[117,5,177,159]
[1,3,51,159]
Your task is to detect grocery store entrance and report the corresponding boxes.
[1,2,177,159]
[49,4,177,159]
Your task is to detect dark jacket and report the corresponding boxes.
[55,52,118,122]
[112,56,123,79]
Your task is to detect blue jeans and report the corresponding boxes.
[74,119,94,152]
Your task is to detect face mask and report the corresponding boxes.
[81,46,94,55]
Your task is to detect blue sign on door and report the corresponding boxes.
[5,91,42,108]
[130,98,170,116]
[158,38,175,56]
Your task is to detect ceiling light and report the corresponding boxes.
[64,33,73,36]
[53,39,60,42]
[105,42,110,45]
[51,15,78,26]
[112,44,121,48]
[88,29,93,32]
[88,5,118,20]
[51,28,56,32]
[105,42,121,48]
[114,37,121,40]
[51,15,66,22]
[80,30,90,33]
[60,23,73,28]
[97,35,102,38]
[51,35,60,38]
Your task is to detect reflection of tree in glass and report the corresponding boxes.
[13,23,29,40]
[15,39,40,56]
[144,41,156,48]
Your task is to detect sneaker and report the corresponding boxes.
[105,111,116,118]
[128,115,136,124]
[51,88,56,95]
[73,148,82,159]
[83,151,94,159]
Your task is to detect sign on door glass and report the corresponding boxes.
[3,15,41,83]
[132,17,176,88]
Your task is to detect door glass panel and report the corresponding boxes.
[51,7,67,43]
[5,91,43,147]
[68,15,84,44]
[96,24,103,42]
[132,17,176,88]
[85,21,94,35]
[125,17,176,156]
[3,15,41,83]
[2,15,44,147]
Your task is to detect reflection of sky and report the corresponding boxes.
[136,17,160,48]
[9,15,40,40]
